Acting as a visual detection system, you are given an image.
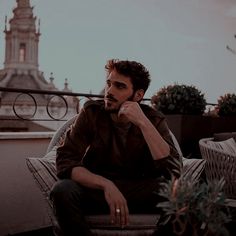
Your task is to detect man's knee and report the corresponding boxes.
[50,179,84,203]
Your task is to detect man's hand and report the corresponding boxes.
[103,181,129,227]
[118,101,145,127]
[71,166,129,227]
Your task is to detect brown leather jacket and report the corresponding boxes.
[56,100,181,180]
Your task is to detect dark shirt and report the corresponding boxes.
[56,100,181,180]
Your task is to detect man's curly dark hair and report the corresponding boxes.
[105,59,151,93]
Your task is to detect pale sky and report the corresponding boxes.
[1,0,236,103]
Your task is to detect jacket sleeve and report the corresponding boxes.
[56,108,92,179]
[153,117,182,179]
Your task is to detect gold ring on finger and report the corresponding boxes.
[116,208,121,214]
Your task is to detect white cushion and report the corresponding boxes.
[43,146,57,160]
[207,138,236,155]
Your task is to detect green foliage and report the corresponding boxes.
[151,84,206,115]
[217,93,236,116]
[156,176,231,236]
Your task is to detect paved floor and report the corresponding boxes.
[10,227,54,236]
[9,215,236,236]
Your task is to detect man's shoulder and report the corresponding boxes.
[140,103,165,119]
[83,99,104,111]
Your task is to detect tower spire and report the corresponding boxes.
[3,0,40,71]
[17,0,30,8]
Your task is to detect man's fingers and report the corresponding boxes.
[115,207,122,226]
[110,205,116,224]
[116,205,129,227]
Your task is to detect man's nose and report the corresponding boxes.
[106,85,115,94]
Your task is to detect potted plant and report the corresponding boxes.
[155,175,232,236]
[217,93,236,117]
[151,84,206,115]
[202,93,236,141]
[151,84,208,158]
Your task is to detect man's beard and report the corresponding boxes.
[104,93,135,113]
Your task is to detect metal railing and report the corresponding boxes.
[0,86,216,122]
[0,86,106,121]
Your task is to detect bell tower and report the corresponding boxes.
[4,0,40,72]
[0,0,79,132]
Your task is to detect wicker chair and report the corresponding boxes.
[26,115,206,236]
[199,137,236,199]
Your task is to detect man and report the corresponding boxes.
[50,59,181,235]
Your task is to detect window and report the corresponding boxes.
[19,43,26,62]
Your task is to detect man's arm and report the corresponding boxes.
[138,115,170,160]
[57,104,129,226]
[71,166,129,226]
[119,101,170,160]
[56,109,91,179]
[71,166,111,189]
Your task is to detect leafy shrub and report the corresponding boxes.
[151,84,206,115]
[217,93,236,116]
[156,176,231,236]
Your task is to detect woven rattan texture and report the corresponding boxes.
[199,138,236,199]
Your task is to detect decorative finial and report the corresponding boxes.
[4,16,7,31]
[49,72,54,83]
[64,78,68,89]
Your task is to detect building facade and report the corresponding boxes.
[0,0,79,131]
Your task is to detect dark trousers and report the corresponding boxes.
[50,178,164,236]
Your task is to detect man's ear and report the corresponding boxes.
[133,89,144,102]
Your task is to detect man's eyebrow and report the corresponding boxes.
[114,81,127,87]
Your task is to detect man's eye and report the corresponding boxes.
[117,84,126,89]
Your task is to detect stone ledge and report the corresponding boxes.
[0,132,54,140]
